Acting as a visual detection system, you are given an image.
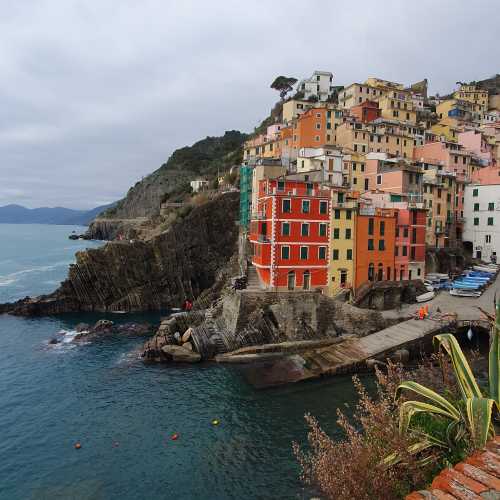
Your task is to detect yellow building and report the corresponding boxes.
[335,118,421,160]
[378,95,417,125]
[453,84,488,111]
[430,123,460,142]
[437,99,484,127]
[341,152,366,190]
[328,190,358,295]
[365,77,405,90]
[421,166,458,248]
[282,99,312,124]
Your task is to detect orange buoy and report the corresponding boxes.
[74,442,81,449]
[171,433,179,441]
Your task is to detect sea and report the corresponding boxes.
[0,224,363,500]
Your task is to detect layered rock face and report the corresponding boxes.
[0,193,239,316]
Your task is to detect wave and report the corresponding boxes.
[0,261,72,285]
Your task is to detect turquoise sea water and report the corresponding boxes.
[0,224,361,500]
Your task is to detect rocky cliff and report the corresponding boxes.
[0,193,239,316]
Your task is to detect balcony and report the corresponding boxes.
[257,234,270,243]
[332,200,357,209]
[252,212,268,220]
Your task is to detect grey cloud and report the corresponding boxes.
[0,0,498,209]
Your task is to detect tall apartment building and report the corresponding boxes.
[250,178,331,291]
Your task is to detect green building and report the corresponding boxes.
[239,165,253,230]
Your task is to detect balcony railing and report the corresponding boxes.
[257,235,270,243]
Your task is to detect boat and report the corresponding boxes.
[473,265,498,273]
[450,289,482,297]
[423,280,434,292]
[416,291,435,302]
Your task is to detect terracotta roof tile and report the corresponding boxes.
[406,439,500,500]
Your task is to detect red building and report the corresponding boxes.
[250,178,330,291]
[350,100,381,123]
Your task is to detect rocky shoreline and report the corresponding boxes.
[0,193,239,316]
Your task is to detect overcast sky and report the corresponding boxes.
[0,1,498,209]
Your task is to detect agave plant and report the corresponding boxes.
[396,302,500,453]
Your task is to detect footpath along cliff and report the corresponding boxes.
[0,193,239,315]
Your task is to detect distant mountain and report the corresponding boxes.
[0,203,115,225]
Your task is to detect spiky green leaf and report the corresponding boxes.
[396,381,461,421]
[433,334,482,400]
[490,304,500,410]
[466,397,495,449]
[399,400,459,435]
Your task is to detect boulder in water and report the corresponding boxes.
[182,341,193,351]
[75,323,90,333]
[48,338,59,345]
[93,319,114,331]
[161,345,201,363]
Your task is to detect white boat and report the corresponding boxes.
[449,289,482,298]
[473,265,498,273]
[426,273,449,280]
[416,291,435,302]
[423,280,434,292]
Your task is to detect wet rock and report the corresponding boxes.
[93,319,114,332]
[161,345,201,363]
[48,338,59,345]
[182,341,193,351]
[75,323,90,333]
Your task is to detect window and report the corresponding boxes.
[281,246,290,259]
[334,209,340,219]
[301,223,309,236]
[489,202,495,211]
[402,246,407,256]
[277,180,285,192]
[332,249,339,260]
[319,223,327,237]
[318,247,327,260]
[474,203,480,211]
[319,200,328,214]
[368,218,374,235]
[281,222,290,236]
[315,123,321,130]
[282,199,291,213]
[403,227,409,238]
[345,228,351,239]
[377,175,382,185]
[379,240,385,251]
[300,247,308,260]
[473,188,478,197]
[346,210,352,220]
[474,217,479,226]
[380,221,385,236]
[302,200,310,213]
[368,239,374,250]
[488,217,494,226]
[395,246,399,256]
[346,249,353,260]
[486,235,491,243]
[333,228,340,239]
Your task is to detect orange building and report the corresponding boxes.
[291,107,332,150]
[354,207,397,288]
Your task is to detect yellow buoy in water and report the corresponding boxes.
[211,419,220,426]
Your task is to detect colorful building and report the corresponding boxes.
[250,178,331,291]
[354,206,397,288]
[350,100,381,123]
[328,190,358,295]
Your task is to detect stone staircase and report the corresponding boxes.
[245,264,262,291]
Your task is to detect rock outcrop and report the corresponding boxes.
[0,193,239,316]
[142,290,402,363]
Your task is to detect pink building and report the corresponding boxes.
[266,124,283,141]
[363,153,422,195]
[458,130,494,167]
[471,165,500,185]
[413,142,472,180]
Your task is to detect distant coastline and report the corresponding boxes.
[0,202,115,226]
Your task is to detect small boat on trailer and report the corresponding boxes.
[416,291,435,302]
[449,288,482,298]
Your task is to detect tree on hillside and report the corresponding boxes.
[270,76,298,100]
